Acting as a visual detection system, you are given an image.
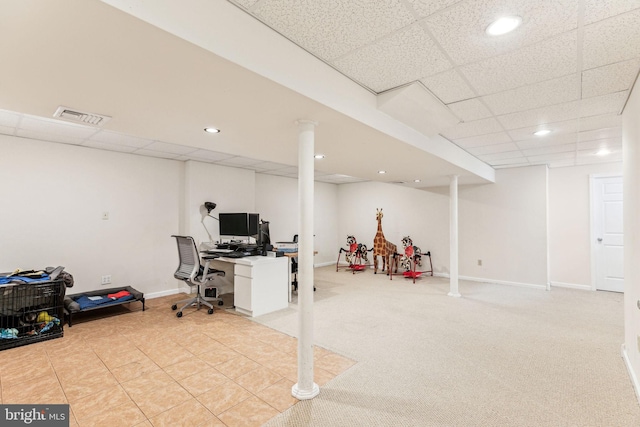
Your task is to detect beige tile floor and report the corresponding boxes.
[0,295,356,427]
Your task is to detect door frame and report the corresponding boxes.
[589,173,623,291]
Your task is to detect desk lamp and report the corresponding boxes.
[201,201,218,243]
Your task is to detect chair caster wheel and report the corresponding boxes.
[207,308,214,315]
[218,301,224,306]
[171,304,177,310]
[176,311,183,318]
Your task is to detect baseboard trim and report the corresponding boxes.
[550,281,592,291]
[315,261,335,268]
[459,275,547,290]
[621,344,640,406]
[145,288,184,300]
[430,273,546,290]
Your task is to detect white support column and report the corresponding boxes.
[449,175,461,297]
[292,120,320,400]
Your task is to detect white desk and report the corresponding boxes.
[212,255,289,317]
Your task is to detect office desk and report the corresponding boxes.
[210,255,289,317]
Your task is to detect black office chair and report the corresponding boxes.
[171,235,225,317]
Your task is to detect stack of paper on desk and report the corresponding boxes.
[274,242,298,253]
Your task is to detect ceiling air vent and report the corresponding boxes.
[53,106,111,127]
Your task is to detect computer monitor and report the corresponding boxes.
[258,220,271,249]
[249,213,259,237]
[219,213,260,243]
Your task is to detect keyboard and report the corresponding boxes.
[203,248,233,254]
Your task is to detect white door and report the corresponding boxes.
[592,175,624,292]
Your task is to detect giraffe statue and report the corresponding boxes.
[373,208,398,274]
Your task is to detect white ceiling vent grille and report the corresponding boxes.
[53,106,111,126]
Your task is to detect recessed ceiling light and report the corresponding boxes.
[534,129,551,136]
[596,148,611,156]
[204,127,220,134]
[486,16,522,36]
[414,179,421,183]
[314,154,325,159]
[378,170,386,174]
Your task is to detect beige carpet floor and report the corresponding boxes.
[255,265,640,426]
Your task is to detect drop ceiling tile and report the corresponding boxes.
[0,109,20,127]
[580,91,628,117]
[583,8,640,70]
[478,150,523,162]
[447,98,492,122]
[460,31,578,95]
[143,141,197,155]
[16,129,87,146]
[577,113,622,132]
[406,0,464,18]
[466,142,519,156]
[547,159,577,168]
[481,74,580,116]
[584,0,640,25]
[582,59,640,98]
[88,130,154,149]
[440,117,503,140]
[253,0,415,62]
[497,100,581,130]
[133,149,181,159]
[507,119,579,141]
[333,24,452,92]
[420,69,476,104]
[250,161,291,171]
[576,147,622,160]
[426,0,578,66]
[526,151,576,163]
[215,156,264,167]
[82,140,138,153]
[452,131,512,148]
[522,142,576,157]
[268,166,298,175]
[19,115,98,139]
[514,132,578,149]
[577,138,621,151]
[578,126,622,142]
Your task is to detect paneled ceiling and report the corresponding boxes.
[1,0,637,187]
[228,0,640,168]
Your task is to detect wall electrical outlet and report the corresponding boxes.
[101,275,112,285]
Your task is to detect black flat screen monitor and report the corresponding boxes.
[249,213,259,237]
[219,213,260,240]
[258,220,270,247]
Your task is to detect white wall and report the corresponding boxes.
[459,166,549,288]
[254,173,339,266]
[623,79,640,398]
[337,181,450,273]
[0,134,181,297]
[548,162,622,288]
[184,160,256,246]
[0,134,341,300]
